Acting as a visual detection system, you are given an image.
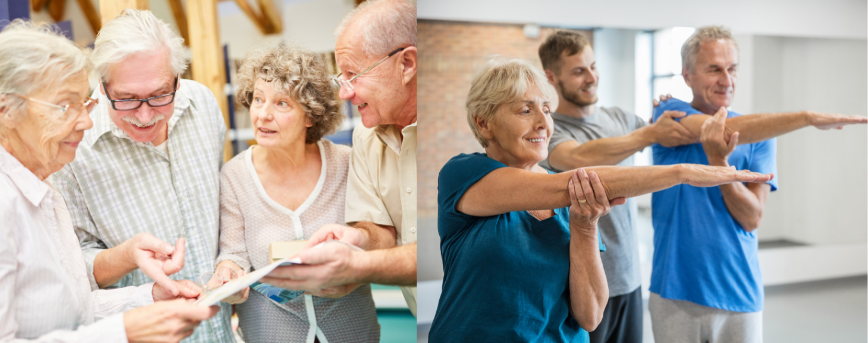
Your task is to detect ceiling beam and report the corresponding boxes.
[231,0,270,34]
[166,0,190,45]
[256,0,281,34]
[47,0,64,22]
[31,0,48,12]
[75,0,100,34]
[99,0,149,26]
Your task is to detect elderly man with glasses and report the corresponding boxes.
[261,0,419,316]
[52,10,235,342]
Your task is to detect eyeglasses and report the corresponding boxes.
[16,94,98,119]
[332,47,406,90]
[102,76,178,111]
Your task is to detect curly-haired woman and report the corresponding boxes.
[213,42,379,343]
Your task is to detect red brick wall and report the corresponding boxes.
[417,20,593,219]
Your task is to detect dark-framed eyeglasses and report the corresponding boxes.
[332,47,407,90]
[102,76,179,111]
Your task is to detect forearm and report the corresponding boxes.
[550,130,653,170]
[568,229,608,332]
[681,111,810,145]
[461,164,686,216]
[353,243,416,286]
[352,221,398,250]
[93,243,136,288]
[718,183,765,231]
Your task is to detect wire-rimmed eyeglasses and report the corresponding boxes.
[331,47,406,90]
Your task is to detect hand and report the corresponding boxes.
[568,169,623,236]
[212,261,249,304]
[806,111,867,130]
[647,110,697,147]
[126,233,186,296]
[700,107,738,165]
[261,241,364,293]
[651,94,673,107]
[679,164,773,187]
[153,279,202,302]
[304,224,366,250]
[124,299,219,343]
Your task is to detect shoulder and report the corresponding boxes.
[220,149,249,180]
[179,79,215,99]
[351,124,379,145]
[440,153,503,179]
[321,139,351,169]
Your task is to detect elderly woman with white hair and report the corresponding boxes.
[212,42,379,343]
[0,21,218,343]
[428,57,775,342]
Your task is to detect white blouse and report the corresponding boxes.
[0,147,154,342]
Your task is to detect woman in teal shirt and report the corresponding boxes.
[429,57,773,342]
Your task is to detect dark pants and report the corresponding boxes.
[589,286,643,343]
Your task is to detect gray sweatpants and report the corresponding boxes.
[649,292,762,343]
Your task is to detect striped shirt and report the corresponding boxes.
[53,79,235,343]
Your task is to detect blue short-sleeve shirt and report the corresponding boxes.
[430,153,603,342]
[649,99,778,313]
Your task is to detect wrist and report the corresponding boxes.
[707,157,730,167]
[633,126,656,145]
[347,249,372,284]
[801,110,815,126]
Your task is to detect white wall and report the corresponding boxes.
[594,28,638,112]
[418,0,866,40]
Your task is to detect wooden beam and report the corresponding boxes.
[99,0,149,26]
[31,0,48,12]
[166,0,190,46]
[187,0,233,162]
[231,0,269,34]
[75,0,100,34]
[47,0,64,22]
[257,0,281,34]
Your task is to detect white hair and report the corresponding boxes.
[681,26,739,74]
[0,20,89,128]
[334,0,416,57]
[91,9,187,82]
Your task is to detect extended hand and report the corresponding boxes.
[261,241,364,295]
[304,224,366,250]
[124,299,219,343]
[212,261,249,304]
[568,169,623,235]
[153,279,202,302]
[649,110,697,147]
[127,233,186,296]
[680,164,773,187]
[700,107,739,165]
[807,111,867,130]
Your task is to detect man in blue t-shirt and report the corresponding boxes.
[649,26,866,342]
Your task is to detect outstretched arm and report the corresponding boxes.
[457,163,773,217]
[678,107,866,145]
[548,111,697,171]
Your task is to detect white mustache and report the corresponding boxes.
[122,114,165,128]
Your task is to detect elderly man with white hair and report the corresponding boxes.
[52,10,235,342]
[261,0,419,316]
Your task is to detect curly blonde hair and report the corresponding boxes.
[235,42,343,144]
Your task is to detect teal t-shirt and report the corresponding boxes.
[430,153,603,342]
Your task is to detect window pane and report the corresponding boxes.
[652,75,693,103]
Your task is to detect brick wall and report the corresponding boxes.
[417,20,593,219]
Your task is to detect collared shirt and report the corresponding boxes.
[345,122,417,316]
[0,147,154,342]
[52,79,235,342]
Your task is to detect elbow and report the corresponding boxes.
[576,294,609,332]
[742,214,763,232]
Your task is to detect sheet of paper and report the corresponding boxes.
[194,257,302,306]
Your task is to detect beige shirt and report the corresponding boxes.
[345,122,417,316]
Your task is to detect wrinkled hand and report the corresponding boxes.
[304,224,366,250]
[680,164,773,188]
[124,299,219,343]
[211,261,249,304]
[649,110,697,147]
[651,94,674,108]
[700,107,738,165]
[568,169,623,235]
[807,111,867,130]
[127,233,186,296]
[153,279,202,302]
[261,241,364,295]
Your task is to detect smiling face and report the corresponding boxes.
[249,78,311,149]
[552,46,599,109]
[478,84,553,170]
[684,39,738,114]
[101,48,177,145]
[334,28,411,129]
[10,68,94,177]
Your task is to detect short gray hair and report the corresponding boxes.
[91,9,187,81]
[0,20,89,129]
[334,0,416,57]
[681,26,739,74]
[466,57,556,148]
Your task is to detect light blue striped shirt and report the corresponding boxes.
[53,79,235,343]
